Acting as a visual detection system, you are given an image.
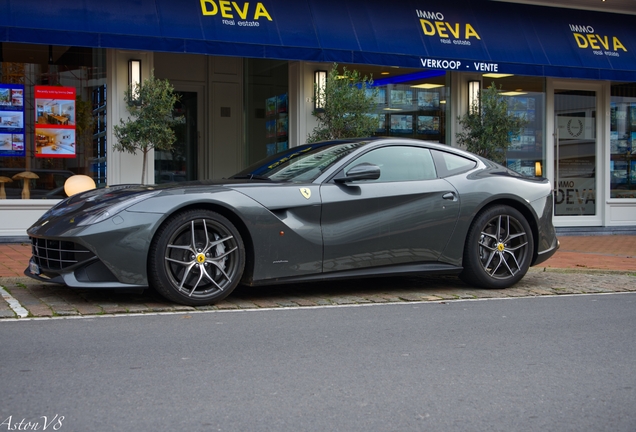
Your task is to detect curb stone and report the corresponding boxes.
[0,268,634,320]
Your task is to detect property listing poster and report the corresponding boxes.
[265,93,288,156]
[34,86,76,158]
[0,84,25,157]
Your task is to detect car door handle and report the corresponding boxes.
[442,192,457,201]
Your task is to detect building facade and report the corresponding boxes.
[1,0,635,239]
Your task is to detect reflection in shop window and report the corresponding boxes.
[0,44,106,200]
[610,82,636,199]
[481,76,547,178]
[368,72,448,144]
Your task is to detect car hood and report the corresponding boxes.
[29,180,260,233]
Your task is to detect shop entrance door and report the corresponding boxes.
[154,87,202,184]
[552,86,601,225]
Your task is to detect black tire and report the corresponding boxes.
[460,205,534,289]
[148,209,245,306]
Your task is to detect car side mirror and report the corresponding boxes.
[334,163,381,183]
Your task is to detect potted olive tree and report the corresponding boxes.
[456,82,527,164]
[307,63,379,143]
[114,73,182,184]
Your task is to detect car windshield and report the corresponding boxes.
[231,140,370,182]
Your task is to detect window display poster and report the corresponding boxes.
[277,114,288,136]
[611,160,628,185]
[417,91,439,109]
[507,159,537,176]
[276,141,288,153]
[266,96,277,117]
[34,86,76,159]
[367,113,386,132]
[0,84,25,157]
[390,90,413,107]
[417,116,439,134]
[390,115,413,133]
[367,88,386,105]
[266,119,276,138]
[277,94,288,113]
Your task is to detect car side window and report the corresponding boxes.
[431,150,477,178]
[343,146,437,182]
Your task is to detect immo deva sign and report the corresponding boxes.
[1,0,635,79]
[554,117,596,216]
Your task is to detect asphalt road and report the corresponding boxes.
[1,293,635,432]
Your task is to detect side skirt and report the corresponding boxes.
[245,262,463,287]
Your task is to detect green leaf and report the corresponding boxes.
[307,63,379,143]
[456,82,528,164]
[113,72,183,183]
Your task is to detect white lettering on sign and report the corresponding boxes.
[569,24,595,33]
[420,58,462,69]
[416,10,444,21]
[473,62,499,72]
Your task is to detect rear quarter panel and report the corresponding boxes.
[439,169,552,266]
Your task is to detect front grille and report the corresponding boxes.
[30,237,95,271]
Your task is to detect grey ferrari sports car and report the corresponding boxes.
[25,138,558,306]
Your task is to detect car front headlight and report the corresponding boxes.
[76,191,161,226]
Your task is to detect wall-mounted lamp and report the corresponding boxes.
[535,161,543,177]
[468,80,480,114]
[314,70,327,111]
[128,59,142,99]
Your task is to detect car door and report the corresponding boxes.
[319,145,460,273]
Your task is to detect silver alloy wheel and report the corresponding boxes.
[477,214,529,280]
[163,217,240,299]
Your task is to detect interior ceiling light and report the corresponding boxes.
[483,73,514,78]
[381,71,390,75]
[411,83,444,89]
[500,91,527,96]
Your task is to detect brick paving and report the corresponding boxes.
[0,235,634,319]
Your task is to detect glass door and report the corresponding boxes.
[553,88,598,219]
[155,90,198,184]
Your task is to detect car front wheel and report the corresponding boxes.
[149,209,245,306]
[460,205,534,289]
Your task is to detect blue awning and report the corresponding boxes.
[1,0,635,81]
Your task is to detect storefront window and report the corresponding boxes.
[0,43,106,200]
[610,82,636,199]
[480,76,546,177]
[343,65,449,144]
[244,59,289,165]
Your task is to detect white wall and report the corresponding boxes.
[107,50,154,185]
[289,61,325,147]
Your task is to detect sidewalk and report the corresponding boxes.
[1,235,635,278]
[0,235,634,319]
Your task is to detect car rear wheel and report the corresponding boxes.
[460,205,534,289]
[149,209,245,306]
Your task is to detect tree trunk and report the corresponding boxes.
[141,149,147,184]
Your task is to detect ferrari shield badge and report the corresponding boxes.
[300,188,311,199]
